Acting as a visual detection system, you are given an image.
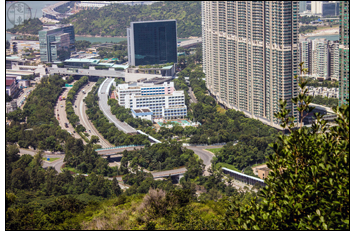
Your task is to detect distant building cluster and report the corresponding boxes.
[300,1,340,17]
[299,38,339,80]
[302,86,339,98]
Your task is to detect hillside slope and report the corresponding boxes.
[61,1,201,38]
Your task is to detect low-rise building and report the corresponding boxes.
[257,167,271,180]
[303,86,338,98]
[6,100,17,113]
[131,108,153,121]
[6,78,18,97]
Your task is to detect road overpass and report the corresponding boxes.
[42,1,73,20]
[95,145,145,157]
[47,67,125,78]
[178,38,202,48]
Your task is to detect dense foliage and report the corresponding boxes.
[75,40,91,51]
[108,98,153,129]
[311,95,339,107]
[306,79,339,88]
[97,41,128,63]
[121,141,195,172]
[299,25,318,34]
[299,15,320,24]
[5,145,122,230]
[61,1,201,38]
[221,69,349,230]
[7,18,43,35]
[84,79,150,146]
[13,34,39,41]
[177,45,203,70]
[6,75,68,151]
[66,76,88,127]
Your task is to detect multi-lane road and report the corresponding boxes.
[74,82,114,148]
[55,84,87,143]
[188,87,198,104]
[98,78,137,134]
[16,87,34,108]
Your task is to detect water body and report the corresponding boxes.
[6,1,60,29]
[307,34,339,41]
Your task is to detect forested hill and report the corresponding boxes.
[61,1,201,38]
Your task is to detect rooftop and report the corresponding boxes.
[64,58,100,63]
[6,80,15,86]
[132,107,153,114]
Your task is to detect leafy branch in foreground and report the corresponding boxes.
[222,63,349,229]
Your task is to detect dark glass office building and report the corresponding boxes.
[127,20,177,66]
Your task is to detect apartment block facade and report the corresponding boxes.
[124,91,187,119]
[202,1,299,128]
[310,39,329,79]
[339,1,349,105]
[116,82,175,106]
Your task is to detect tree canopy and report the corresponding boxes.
[61,1,201,38]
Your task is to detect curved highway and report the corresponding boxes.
[98,78,137,134]
[74,82,114,148]
[18,144,223,179]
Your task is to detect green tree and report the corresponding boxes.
[223,63,349,230]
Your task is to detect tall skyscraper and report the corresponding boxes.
[299,38,310,73]
[127,20,177,66]
[310,39,329,79]
[339,1,349,105]
[311,1,323,15]
[202,1,299,128]
[328,40,339,80]
[39,24,75,62]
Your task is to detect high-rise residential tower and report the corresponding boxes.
[202,1,299,128]
[328,40,339,80]
[339,1,349,105]
[311,1,323,15]
[310,39,329,79]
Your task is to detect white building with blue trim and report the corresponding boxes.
[116,82,187,120]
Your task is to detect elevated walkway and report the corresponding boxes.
[137,130,161,143]
[222,167,266,187]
